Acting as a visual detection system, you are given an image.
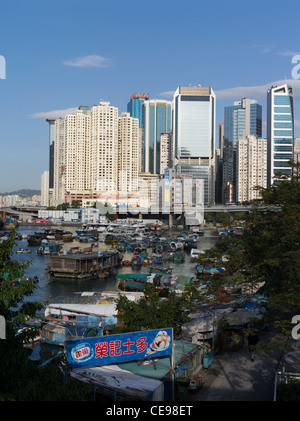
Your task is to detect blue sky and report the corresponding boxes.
[1,0,300,192]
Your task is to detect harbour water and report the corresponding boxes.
[13,225,218,305]
[11,224,219,362]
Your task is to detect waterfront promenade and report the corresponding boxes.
[188,330,283,401]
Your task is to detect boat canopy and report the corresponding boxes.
[45,303,117,317]
[116,273,148,280]
[121,281,145,291]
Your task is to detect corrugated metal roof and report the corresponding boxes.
[115,340,199,380]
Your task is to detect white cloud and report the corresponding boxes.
[160,80,300,101]
[31,107,78,119]
[259,47,300,57]
[63,55,112,68]
[261,47,273,53]
[159,90,175,98]
[215,79,300,100]
[276,51,300,57]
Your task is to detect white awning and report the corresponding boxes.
[45,303,117,317]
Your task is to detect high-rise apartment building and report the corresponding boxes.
[118,112,139,192]
[294,138,300,160]
[64,106,91,193]
[53,118,65,203]
[172,85,215,205]
[267,84,294,186]
[46,119,56,190]
[236,136,267,203]
[90,101,119,192]
[142,99,172,175]
[41,170,49,206]
[160,133,173,174]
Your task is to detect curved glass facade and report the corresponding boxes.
[267,84,294,185]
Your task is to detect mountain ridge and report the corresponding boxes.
[0,189,41,197]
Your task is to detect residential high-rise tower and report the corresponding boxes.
[64,106,91,193]
[236,136,267,203]
[90,101,119,192]
[118,112,139,192]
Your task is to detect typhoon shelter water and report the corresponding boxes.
[10,222,219,362]
[13,224,218,304]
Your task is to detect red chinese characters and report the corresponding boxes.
[74,346,89,360]
[122,338,135,355]
[95,342,108,359]
[109,340,121,357]
[136,337,147,353]
[94,336,148,359]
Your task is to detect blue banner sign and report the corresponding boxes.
[66,328,173,368]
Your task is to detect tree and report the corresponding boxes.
[193,164,300,344]
[56,202,69,210]
[0,229,94,400]
[112,285,191,336]
[71,200,81,208]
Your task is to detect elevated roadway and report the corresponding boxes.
[1,204,279,223]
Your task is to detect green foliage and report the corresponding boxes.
[0,229,43,326]
[0,229,95,401]
[192,164,300,340]
[112,285,191,336]
[56,202,69,210]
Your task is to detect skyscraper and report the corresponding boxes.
[236,136,267,203]
[222,97,262,202]
[160,133,173,174]
[64,106,91,193]
[41,170,49,206]
[53,117,65,203]
[172,85,215,205]
[218,122,224,158]
[46,118,56,191]
[118,112,139,192]
[90,101,119,192]
[142,99,172,175]
[224,98,262,147]
[127,93,149,128]
[267,84,294,185]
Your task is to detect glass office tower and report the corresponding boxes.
[267,84,294,185]
[224,98,262,147]
[127,93,149,128]
[172,85,216,205]
[223,97,262,203]
[142,99,172,174]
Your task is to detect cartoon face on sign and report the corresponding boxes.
[146,330,171,355]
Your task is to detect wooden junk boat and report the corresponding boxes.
[48,250,122,279]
